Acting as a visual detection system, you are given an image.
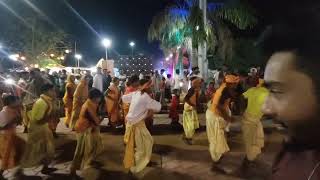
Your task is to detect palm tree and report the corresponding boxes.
[148,0,257,72]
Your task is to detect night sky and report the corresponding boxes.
[0,0,172,66]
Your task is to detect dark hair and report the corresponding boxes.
[127,75,139,86]
[184,87,195,102]
[260,10,320,95]
[167,74,172,78]
[139,79,150,86]
[41,83,54,94]
[189,76,197,82]
[2,95,19,106]
[175,69,180,75]
[89,88,103,99]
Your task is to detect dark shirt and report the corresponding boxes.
[103,75,112,92]
[271,141,320,180]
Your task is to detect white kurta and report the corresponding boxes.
[122,91,161,125]
[92,73,104,92]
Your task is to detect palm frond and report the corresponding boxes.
[210,1,257,29]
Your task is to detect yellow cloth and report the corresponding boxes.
[105,84,120,125]
[71,127,103,171]
[182,103,199,139]
[206,106,229,162]
[242,113,264,161]
[70,78,89,129]
[63,76,76,127]
[243,87,269,119]
[0,129,25,170]
[123,120,153,173]
[21,95,55,167]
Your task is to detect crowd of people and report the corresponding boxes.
[0,63,269,178]
[1,10,320,179]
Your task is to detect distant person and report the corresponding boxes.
[92,67,103,92]
[169,89,180,125]
[63,75,77,128]
[102,69,112,92]
[70,76,90,129]
[105,77,121,127]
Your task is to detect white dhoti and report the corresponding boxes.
[242,113,264,161]
[182,104,199,139]
[206,110,230,162]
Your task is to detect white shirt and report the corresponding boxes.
[173,74,182,90]
[122,91,161,125]
[139,73,144,80]
[93,73,104,92]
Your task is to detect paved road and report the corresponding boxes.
[4,114,284,180]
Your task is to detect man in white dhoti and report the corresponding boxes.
[206,75,239,174]
[122,79,161,174]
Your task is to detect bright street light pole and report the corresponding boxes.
[129,41,135,57]
[75,54,82,68]
[102,38,111,60]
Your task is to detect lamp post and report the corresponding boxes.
[75,54,82,68]
[102,38,111,60]
[129,41,135,57]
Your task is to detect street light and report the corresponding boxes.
[75,54,82,68]
[165,57,169,61]
[9,54,19,61]
[129,41,135,56]
[65,49,71,54]
[102,38,111,60]
[50,53,55,57]
[59,56,65,60]
[169,53,173,58]
[20,56,26,61]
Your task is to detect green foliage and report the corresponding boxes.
[0,1,70,65]
[211,1,257,30]
[148,0,258,68]
[228,38,264,71]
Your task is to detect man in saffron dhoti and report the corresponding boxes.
[206,75,239,174]
[63,75,76,128]
[105,77,121,128]
[122,79,161,174]
[70,76,90,130]
[70,89,104,177]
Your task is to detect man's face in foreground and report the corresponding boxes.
[262,51,319,142]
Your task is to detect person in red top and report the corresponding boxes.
[169,89,180,125]
[261,10,320,180]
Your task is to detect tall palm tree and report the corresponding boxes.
[148,0,257,71]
